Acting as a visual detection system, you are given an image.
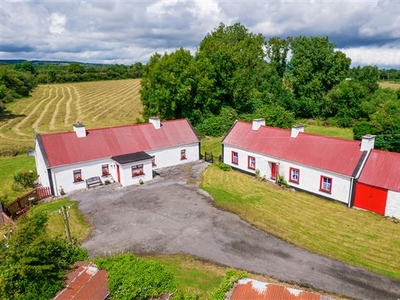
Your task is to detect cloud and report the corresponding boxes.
[1,0,400,68]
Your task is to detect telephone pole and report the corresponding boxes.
[61,205,72,244]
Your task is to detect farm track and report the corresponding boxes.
[0,79,142,156]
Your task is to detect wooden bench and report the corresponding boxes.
[86,176,103,188]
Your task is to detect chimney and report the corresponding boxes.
[149,117,161,129]
[291,124,304,138]
[73,122,86,138]
[252,118,265,131]
[360,134,375,152]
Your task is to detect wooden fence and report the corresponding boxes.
[3,187,52,220]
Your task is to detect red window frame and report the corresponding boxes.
[132,164,144,177]
[73,169,82,182]
[102,164,109,176]
[231,151,238,164]
[320,176,332,193]
[270,162,276,179]
[289,167,300,183]
[152,156,156,166]
[248,156,256,170]
[180,149,187,160]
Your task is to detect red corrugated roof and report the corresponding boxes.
[223,121,364,176]
[230,279,322,300]
[39,119,199,167]
[358,149,400,192]
[53,262,109,300]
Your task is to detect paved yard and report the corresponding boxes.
[72,161,400,300]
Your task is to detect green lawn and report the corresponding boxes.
[201,165,400,279]
[0,155,35,203]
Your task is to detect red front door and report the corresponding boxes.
[271,162,276,179]
[117,165,121,183]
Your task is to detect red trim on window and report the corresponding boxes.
[248,156,255,170]
[231,151,238,165]
[289,167,300,183]
[320,176,332,193]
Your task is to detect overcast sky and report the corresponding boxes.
[2,0,400,68]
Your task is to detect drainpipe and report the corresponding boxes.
[348,177,357,208]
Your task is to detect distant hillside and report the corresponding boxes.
[0,59,108,67]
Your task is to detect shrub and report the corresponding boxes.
[13,170,37,190]
[216,162,231,171]
[95,254,177,300]
[210,269,248,300]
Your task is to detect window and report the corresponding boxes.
[320,176,332,193]
[132,164,144,177]
[152,156,156,166]
[102,164,109,176]
[289,168,300,183]
[248,156,256,170]
[181,149,186,160]
[73,170,82,182]
[232,151,238,164]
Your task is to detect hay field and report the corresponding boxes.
[0,79,142,156]
[379,81,400,89]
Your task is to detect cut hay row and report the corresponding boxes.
[0,79,142,156]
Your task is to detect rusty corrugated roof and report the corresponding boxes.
[358,149,400,192]
[223,121,364,176]
[53,262,109,300]
[39,119,199,167]
[229,279,323,300]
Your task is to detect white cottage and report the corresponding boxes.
[222,119,374,206]
[35,118,200,196]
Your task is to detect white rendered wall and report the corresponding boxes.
[385,191,400,219]
[34,139,50,189]
[147,142,199,169]
[223,145,352,204]
[118,159,153,186]
[51,158,118,196]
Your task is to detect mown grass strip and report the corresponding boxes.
[201,165,400,280]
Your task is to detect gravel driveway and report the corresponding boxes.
[72,161,400,300]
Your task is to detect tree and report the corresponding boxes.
[196,23,285,114]
[322,80,369,127]
[0,212,88,300]
[349,66,379,93]
[266,37,291,78]
[353,88,400,152]
[288,36,351,118]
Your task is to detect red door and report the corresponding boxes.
[354,182,387,215]
[116,165,121,183]
[271,163,276,179]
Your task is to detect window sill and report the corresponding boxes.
[232,162,238,165]
[289,180,299,184]
[132,173,144,177]
[248,167,255,170]
[73,180,83,183]
[319,189,331,194]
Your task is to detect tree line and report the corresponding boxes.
[141,23,400,152]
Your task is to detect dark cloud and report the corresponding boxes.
[1,0,400,68]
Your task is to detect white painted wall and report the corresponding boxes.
[34,139,50,189]
[51,158,117,196]
[223,145,352,204]
[118,159,153,186]
[147,142,199,169]
[385,191,400,219]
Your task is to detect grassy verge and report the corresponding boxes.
[201,165,400,280]
[200,136,223,157]
[0,155,36,203]
[28,198,91,242]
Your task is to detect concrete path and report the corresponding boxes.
[72,162,400,300]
